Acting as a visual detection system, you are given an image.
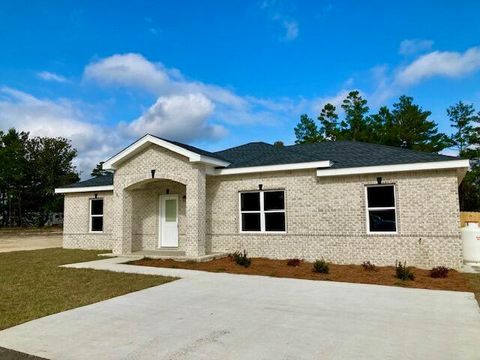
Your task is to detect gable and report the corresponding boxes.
[102,134,230,170]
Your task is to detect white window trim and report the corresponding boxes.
[365,184,398,235]
[89,198,104,233]
[239,190,287,234]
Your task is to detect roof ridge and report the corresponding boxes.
[213,141,273,154]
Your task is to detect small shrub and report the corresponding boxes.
[287,258,301,267]
[313,259,330,274]
[230,250,251,268]
[395,260,415,281]
[430,266,449,278]
[362,261,377,271]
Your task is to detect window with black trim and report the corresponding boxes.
[240,190,286,232]
[90,198,104,232]
[366,185,397,233]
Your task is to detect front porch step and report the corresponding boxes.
[462,262,480,273]
[98,251,229,263]
[138,250,186,257]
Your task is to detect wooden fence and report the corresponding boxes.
[460,212,480,227]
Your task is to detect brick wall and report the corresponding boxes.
[63,191,113,250]
[206,169,462,269]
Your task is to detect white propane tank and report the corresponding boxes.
[462,222,480,263]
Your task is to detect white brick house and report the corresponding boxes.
[55,134,470,269]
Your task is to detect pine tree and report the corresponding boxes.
[294,114,323,144]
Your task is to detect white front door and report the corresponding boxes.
[159,195,179,247]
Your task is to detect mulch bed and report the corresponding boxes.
[129,257,473,293]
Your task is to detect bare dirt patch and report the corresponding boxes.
[130,257,474,293]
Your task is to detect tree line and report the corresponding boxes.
[294,91,480,211]
[0,129,79,227]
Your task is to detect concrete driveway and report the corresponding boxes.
[0,234,62,253]
[0,258,479,360]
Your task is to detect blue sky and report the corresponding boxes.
[1,0,480,176]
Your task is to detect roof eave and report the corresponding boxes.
[315,159,470,178]
[207,160,333,175]
[55,185,114,194]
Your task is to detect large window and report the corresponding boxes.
[366,185,397,233]
[90,198,104,232]
[240,190,286,233]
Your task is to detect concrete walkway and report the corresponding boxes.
[0,258,479,360]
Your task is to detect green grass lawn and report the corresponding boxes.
[0,248,176,330]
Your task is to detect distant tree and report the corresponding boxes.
[91,161,109,177]
[445,101,480,210]
[447,101,479,156]
[368,106,395,145]
[390,95,450,152]
[26,136,79,226]
[340,91,370,141]
[294,114,323,144]
[318,103,340,140]
[0,129,30,226]
[273,141,284,148]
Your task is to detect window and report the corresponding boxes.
[90,198,104,232]
[365,185,397,233]
[240,190,286,232]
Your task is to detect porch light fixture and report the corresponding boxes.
[259,184,263,190]
[166,189,170,194]
[94,193,98,199]
[151,169,156,179]
[376,177,382,185]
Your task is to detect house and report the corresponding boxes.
[55,134,470,269]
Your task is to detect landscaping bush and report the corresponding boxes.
[362,261,377,271]
[395,260,415,281]
[430,266,449,278]
[313,259,329,274]
[286,258,301,267]
[230,250,251,268]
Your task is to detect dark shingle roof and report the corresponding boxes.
[66,139,462,188]
[213,141,459,169]
[151,135,228,161]
[62,172,114,188]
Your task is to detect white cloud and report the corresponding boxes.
[126,93,226,142]
[83,53,296,127]
[399,39,433,56]
[84,53,170,93]
[37,71,69,83]
[395,46,480,86]
[282,20,299,41]
[0,87,121,177]
[259,1,299,41]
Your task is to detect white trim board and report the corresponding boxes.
[316,159,470,177]
[55,185,114,194]
[208,160,332,175]
[102,134,230,170]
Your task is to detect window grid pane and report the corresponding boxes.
[264,191,285,211]
[91,199,104,215]
[240,190,286,232]
[366,185,397,233]
[91,216,103,232]
[368,209,396,232]
[367,186,395,208]
[241,192,260,211]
